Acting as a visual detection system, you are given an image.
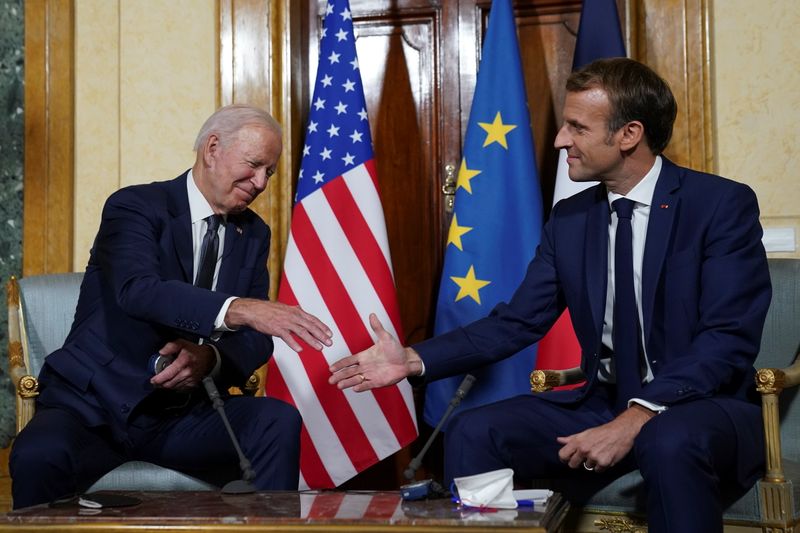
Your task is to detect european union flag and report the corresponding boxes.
[423,0,543,427]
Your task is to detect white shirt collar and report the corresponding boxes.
[187,169,220,224]
[607,155,662,207]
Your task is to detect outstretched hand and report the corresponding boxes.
[226,298,333,352]
[328,313,423,392]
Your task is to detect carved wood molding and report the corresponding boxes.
[23,0,75,275]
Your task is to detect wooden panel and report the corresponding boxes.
[634,0,713,172]
[219,0,303,300]
[23,0,74,275]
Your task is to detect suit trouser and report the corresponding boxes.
[10,383,301,509]
[444,389,764,533]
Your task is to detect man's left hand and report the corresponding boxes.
[149,339,216,391]
[557,404,655,473]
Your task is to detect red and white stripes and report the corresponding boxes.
[266,161,417,489]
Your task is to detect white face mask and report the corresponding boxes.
[452,468,518,509]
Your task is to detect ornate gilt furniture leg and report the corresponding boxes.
[755,364,799,532]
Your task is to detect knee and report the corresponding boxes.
[446,407,496,452]
[10,427,71,479]
[634,415,705,473]
[249,399,301,447]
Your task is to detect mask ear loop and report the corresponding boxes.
[450,481,460,504]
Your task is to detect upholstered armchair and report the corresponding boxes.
[6,273,216,495]
[529,258,800,532]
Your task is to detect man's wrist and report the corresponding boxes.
[224,298,253,329]
[405,347,424,376]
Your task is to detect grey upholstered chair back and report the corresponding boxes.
[15,272,215,492]
[758,258,800,461]
[18,273,83,378]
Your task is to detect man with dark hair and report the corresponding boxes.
[330,58,770,532]
[11,104,333,508]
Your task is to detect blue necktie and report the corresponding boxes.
[612,198,643,411]
[195,215,222,290]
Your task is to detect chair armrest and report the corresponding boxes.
[530,367,585,392]
[6,276,38,434]
[755,356,800,484]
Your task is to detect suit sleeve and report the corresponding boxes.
[639,183,771,406]
[414,210,565,381]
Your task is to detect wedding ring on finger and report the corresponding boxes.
[583,461,595,471]
[358,373,367,384]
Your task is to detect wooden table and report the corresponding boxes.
[0,490,569,532]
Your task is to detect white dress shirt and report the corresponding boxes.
[598,156,665,412]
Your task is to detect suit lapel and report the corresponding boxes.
[167,173,194,283]
[641,159,681,345]
[585,188,610,339]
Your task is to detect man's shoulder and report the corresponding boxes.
[104,173,187,210]
[663,158,751,195]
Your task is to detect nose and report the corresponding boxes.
[252,168,269,191]
[554,125,571,150]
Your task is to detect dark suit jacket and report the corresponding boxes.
[415,158,771,409]
[40,172,273,438]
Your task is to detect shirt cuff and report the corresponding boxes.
[628,398,667,413]
[214,297,239,332]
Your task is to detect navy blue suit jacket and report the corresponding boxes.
[40,172,273,438]
[415,158,771,410]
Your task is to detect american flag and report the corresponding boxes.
[265,0,418,489]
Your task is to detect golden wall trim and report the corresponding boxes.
[23,0,75,275]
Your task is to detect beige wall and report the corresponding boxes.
[73,0,800,267]
[74,0,217,270]
[713,0,800,257]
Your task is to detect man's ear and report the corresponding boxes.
[619,121,645,151]
[202,134,221,166]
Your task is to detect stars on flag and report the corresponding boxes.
[295,1,374,201]
[479,111,517,149]
[445,108,520,304]
[457,158,481,194]
[450,266,491,304]
[446,213,472,251]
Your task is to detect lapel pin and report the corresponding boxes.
[235,226,243,235]
[660,204,669,209]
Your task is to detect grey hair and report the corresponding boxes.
[193,104,282,151]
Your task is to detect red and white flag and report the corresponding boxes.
[264,0,417,489]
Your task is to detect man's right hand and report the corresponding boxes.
[328,313,423,392]
[225,298,333,352]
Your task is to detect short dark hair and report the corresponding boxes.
[566,58,677,154]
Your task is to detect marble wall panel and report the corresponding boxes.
[0,0,24,445]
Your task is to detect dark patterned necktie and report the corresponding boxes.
[612,198,643,411]
[195,215,222,290]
